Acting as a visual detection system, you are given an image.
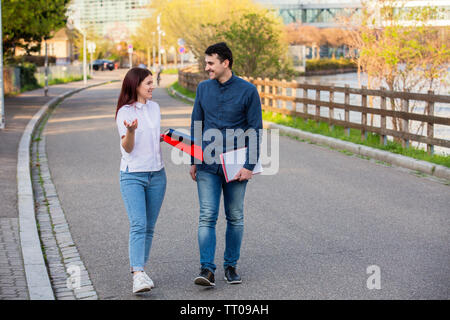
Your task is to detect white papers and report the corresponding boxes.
[220,147,263,183]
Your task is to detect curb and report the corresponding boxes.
[167,86,195,104]
[17,80,117,300]
[264,121,450,181]
[168,85,449,181]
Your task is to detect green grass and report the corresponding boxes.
[262,111,450,168]
[162,68,179,75]
[306,58,357,71]
[170,81,196,100]
[39,75,92,87]
[168,82,450,168]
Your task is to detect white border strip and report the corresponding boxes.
[17,82,115,300]
[264,121,450,181]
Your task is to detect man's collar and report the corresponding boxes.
[216,72,235,86]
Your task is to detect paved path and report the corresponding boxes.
[0,69,125,299]
[41,73,450,300]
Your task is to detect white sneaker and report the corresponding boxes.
[142,272,155,288]
[133,272,151,294]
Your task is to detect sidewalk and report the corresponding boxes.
[0,70,125,299]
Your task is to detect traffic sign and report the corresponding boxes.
[87,42,96,53]
[178,46,185,54]
[127,44,133,54]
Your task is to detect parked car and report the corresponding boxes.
[92,59,114,71]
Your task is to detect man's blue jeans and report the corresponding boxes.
[120,168,166,273]
[196,168,248,272]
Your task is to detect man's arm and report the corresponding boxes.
[243,87,263,172]
[235,87,262,181]
[190,84,204,181]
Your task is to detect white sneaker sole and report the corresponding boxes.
[194,276,215,287]
[224,277,242,284]
[133,285,151,294]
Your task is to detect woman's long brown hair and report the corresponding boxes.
[115,67,152,119]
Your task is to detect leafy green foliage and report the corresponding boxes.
[2,0,70,58]
[214,13,294,79]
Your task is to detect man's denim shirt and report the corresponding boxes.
[190,74,263,174]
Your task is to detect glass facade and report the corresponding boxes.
[67,0,152,40]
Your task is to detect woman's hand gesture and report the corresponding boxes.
[124,119,138,132]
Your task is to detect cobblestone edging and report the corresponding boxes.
[30,112,98,300]
[0,218,28,300]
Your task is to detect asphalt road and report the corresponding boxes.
[44,74,450,300]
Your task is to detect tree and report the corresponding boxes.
[136,0,270,68]
[320,28,350,58]
[285,24,325,59]
[216,12,293,79]
[2,0,70,58]
[340,0,450,138]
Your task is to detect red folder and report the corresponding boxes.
[161,129,203,161]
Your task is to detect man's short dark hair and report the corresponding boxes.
[205,42,233,69]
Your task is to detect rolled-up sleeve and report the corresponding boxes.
[243,87,263,171]
[190,84,204,165]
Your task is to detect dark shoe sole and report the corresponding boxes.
[194,276,215,287]
[133,286,151,294]
[224,277,242,284]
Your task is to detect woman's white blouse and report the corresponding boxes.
[116,100,164,172]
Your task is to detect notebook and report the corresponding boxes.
[220,147,263,183]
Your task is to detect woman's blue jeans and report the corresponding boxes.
[120,168,166,273]
[196,168,248,273]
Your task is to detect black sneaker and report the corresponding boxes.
[194,268,215,287]
[224,266,242,284]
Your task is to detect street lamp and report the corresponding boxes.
[0,1,5,129]
[67,16,87,86]
[152,32,156,72]
[82,30,87,85]
[157,14,165,70]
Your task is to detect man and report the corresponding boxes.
[190,42,262,286]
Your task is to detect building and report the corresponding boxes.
[39,28,77,65]
[256,0,450,28]
[14,28,77,65]
[67,0,152,41]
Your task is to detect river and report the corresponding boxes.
[292,72,450,156]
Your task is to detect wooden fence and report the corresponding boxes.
[242,77,450,155]
[177,67,450,155]
[178,65,208,93]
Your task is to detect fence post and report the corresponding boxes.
[281,79,287,118]
[264,78,270,109]
[380,86,387,146]
[361,85,367,141]
[256,77,262,107]
[291,80,298,121]
[303,83,308,119]
[402,94,409,149]
[426,90,434,155]
[329,86,334,131]
[315,89,320,124]
[345,84,350,137]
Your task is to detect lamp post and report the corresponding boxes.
[152,32,155,72]
[0,1,5,129]
[44,40,49,96]
[82,30,87,85]
[157,14,161,70]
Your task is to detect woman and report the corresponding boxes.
[115,67,166,294]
